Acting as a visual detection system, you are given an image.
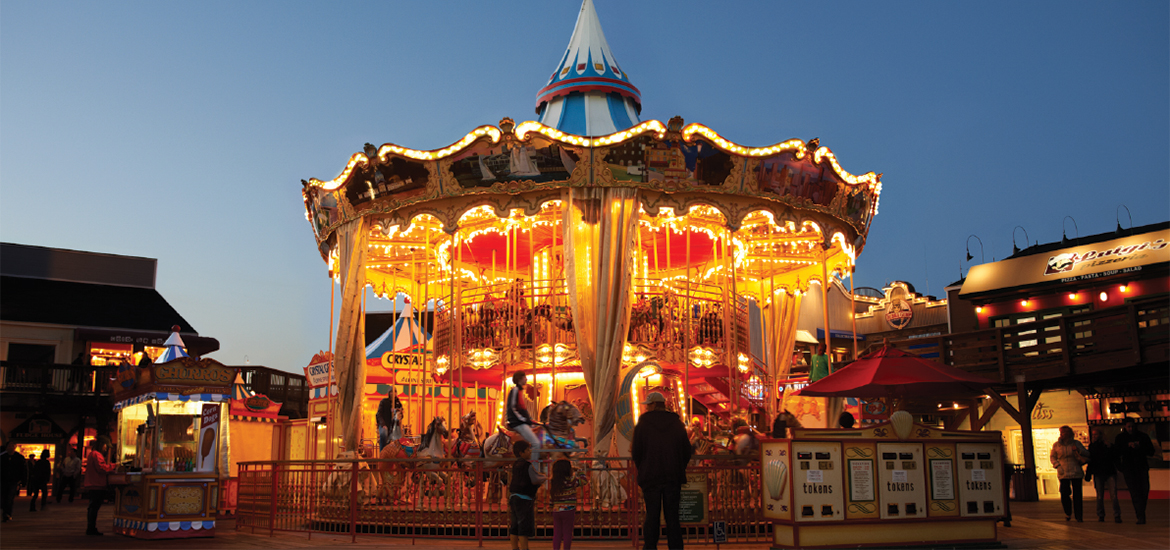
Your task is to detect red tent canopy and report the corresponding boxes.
[797,346,996,399]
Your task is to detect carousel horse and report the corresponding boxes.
[479,425,516,502]
[726,421,762,498]
[529,400,588,451]
[324,449,379,504]
[628,296,663,342]
[378,416,450,502]
[591,454,628,509]
[532,304,574,332]
[449,411,485,487]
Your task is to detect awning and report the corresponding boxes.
[816,328,865,341]
[795,330,818,344]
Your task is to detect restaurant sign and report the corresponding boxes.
[884,298,913,329]
[9,414,66,442]
[1085,393,1170,423]
[961,228,1170,297]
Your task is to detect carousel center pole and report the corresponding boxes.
[685,220,692,425]
[449,229,456,428]
[821,246,832,374]
[423,230,430,430]
[453,230,463,421]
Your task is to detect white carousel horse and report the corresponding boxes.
[377,416,451,502]
[480,425,515,502]
[591,454,628,509]
[324,449,379,504]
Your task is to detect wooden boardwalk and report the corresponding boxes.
[0,496,1165,549]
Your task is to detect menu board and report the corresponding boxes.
[930,459,954,501]
[848,460,874,502]
[678,473,707,524]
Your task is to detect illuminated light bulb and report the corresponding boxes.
[1020,300,1029,307]
[1119,285,1128,293]
[1069,293,1077,300]
[1099,291,1108,302]
[976,306,984,314]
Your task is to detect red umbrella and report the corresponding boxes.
[797,345,995,399]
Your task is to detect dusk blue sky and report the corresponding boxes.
[3,1,1167,373]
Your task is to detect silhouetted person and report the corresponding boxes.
[633,392,692,550]
[1115,420,1155,524]
[27,449,50,511]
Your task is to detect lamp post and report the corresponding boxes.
[1011,226,1029,255]
[1061,216,1079,245]
[1116,205,1132,235]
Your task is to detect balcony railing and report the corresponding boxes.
[890,295,1169,384]
[0,362,117,395]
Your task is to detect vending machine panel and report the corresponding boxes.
[791,441,844,522]
[955,443,1004,518]
[876,443,926,519]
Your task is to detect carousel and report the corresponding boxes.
[300,0,880,474]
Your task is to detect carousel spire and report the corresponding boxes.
[535,0,642,136]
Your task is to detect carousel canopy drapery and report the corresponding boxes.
[334,218,367,452]
[564,187,640,455]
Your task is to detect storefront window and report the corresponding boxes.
[116,400,208,470]
[90,343,133,366]
[12,443,54,463]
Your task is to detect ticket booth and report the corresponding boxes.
[110,356,232,539]
[762,413,1005,549]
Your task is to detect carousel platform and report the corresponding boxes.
[2,495,1166,549]
[2,493,1170,550]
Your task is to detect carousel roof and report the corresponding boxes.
[536,0,641,136]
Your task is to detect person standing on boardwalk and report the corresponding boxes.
[549,458,587,550]
[1085,427,1122,523]
[55,447,82,504]
[82,438,118,536]
[1114,419,1156,525]
[507,440,546,550]
[27,450,50,512]
[1,441,19,522]
[808,343,831,382]
[632,391,693,550]
[1050,425,1089,522]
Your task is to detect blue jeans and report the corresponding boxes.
[512,424,541,462]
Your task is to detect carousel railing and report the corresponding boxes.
[235,453,769,545]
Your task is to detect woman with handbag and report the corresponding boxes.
[81,437,118,536]
[1050,425,1090,522]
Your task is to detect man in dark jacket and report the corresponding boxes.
[28,450,51,512]
[1086,428,1121,522]
[1114,419,1156,524]
[632,391,693,550]
[1,441,18,522]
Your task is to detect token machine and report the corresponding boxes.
[762,416,1005,549]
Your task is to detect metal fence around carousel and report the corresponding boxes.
[236,454,769,546]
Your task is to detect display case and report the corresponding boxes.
[762,419,1006,549]
[110,356,233,539]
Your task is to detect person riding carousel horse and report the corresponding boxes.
[376,395,404,450]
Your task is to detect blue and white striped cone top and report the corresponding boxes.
[535,0,641,136]
[365,298,430,360]
[232,372,254,401]
[155,328,189,363]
